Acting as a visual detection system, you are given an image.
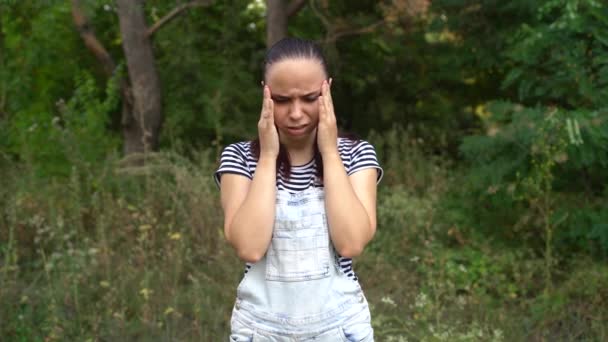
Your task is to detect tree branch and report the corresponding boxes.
[71,0,116,76]
[146,0,214,37]
[310,0,383,44]
[310,0,331,32]
[324,20,384,43]
[287,0,308,17]
[72,0,133,109]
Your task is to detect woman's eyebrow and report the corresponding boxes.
[271,91,320,100]
[270,94,290,100]
[302,91,321,97]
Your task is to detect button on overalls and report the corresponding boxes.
[229,187,374,341]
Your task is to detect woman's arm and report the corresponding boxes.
[220,156,276,263]
[220,86,279,263]
[323,157,377,258]
[316,80,378,258]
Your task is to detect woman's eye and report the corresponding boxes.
[274,98,288,103]
[305,96,319,102]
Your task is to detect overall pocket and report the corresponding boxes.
[266,212,331,282]
[230,313,254,342]
[252,327,348,342]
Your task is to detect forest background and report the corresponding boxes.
[1,0,607,341]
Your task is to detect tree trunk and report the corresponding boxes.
[266,0,288,48]
[116,0,162,155]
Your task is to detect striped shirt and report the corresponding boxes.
[214,137,383,281]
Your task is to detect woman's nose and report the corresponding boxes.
[289,101,304,120]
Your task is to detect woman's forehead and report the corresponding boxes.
[266,58,326,93]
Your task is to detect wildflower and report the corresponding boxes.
[140,288,153,300]
[415,292,428,309]
[381,296,396,307]
[139,224,152,231]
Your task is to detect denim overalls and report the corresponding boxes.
[229,187,374,341]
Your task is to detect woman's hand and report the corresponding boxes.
[258,85,280,159]
[317,79,338,157]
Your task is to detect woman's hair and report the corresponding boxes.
[262,37,328,82]
[251,37,356,182]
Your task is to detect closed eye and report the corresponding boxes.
[272,96,289,103]
[304,95,320,102]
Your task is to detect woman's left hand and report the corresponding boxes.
[317,79,339,157]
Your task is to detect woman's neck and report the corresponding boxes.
[282,131,317,166]
[287,145,315,166]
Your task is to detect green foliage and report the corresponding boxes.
[0,1,82,116]
[151,0,264,148]
[441,0,608,259]
[502,0,608,108]
[0,1,122,178]
[368,125,450,193]
[459,101,608,254]
[327,9,480,153]
[9,70,120,178]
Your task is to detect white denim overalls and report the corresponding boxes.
[230,187,374,341]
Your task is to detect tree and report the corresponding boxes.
[72,0,212,156]
[266,0,308,47]
[116,0,162,154]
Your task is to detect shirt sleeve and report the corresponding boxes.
[347,140,384,184]
[214,143,253,187]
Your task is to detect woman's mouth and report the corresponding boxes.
[286,125,308,136]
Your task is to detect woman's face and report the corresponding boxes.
[265,58,327,145]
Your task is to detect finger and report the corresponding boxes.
[325,81,333,108]
[267,96,274,124]
[261,86,268,119]
[262,86,271,119]
[326,82,335,120]
[322,82,332,120]
[318,94,326,122]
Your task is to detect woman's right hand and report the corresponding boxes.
[258,85,279,158]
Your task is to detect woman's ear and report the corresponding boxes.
[328,77,333,87]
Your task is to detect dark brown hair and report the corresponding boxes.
[251,37,357,181]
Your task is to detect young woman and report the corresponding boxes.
[215,37,382,341]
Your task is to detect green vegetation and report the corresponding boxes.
[1,0,607,340]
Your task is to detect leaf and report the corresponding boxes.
[589,223,608,253]
[501,69,523,90]
[591,28,608,47]
[588,6,608,27]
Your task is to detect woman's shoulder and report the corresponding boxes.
[224,140,253,151]
[337,137,376,155]
[338,137,383,182]
[221,140,255,158]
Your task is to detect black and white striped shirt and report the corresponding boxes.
[214,137,383,281]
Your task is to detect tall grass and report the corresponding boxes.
[0,150,239,340]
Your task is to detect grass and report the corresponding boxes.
[1,131,607,341]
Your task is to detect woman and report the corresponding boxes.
[215,37,382,341]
